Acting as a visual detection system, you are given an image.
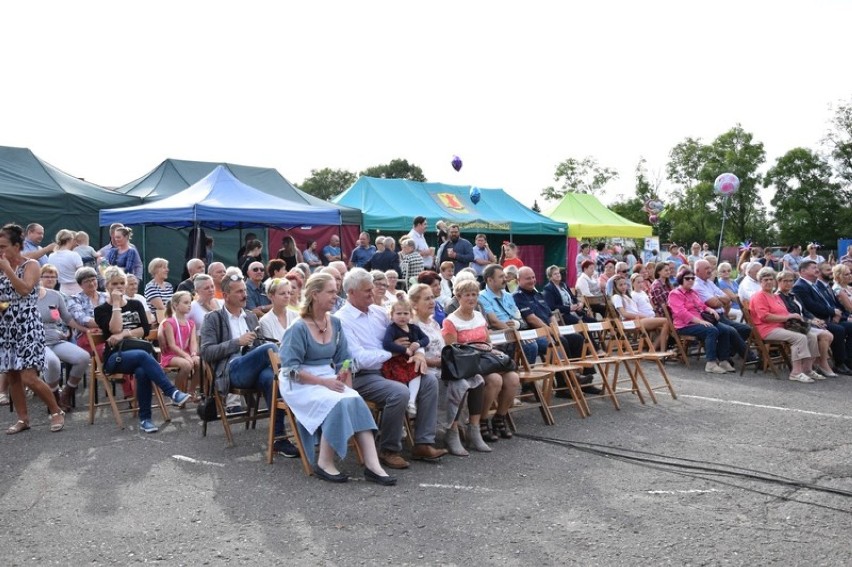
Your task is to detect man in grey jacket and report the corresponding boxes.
[200,273,296,456]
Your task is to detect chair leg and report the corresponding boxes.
[214,392,234,447]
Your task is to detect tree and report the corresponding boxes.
[700,125,767,246]
[297,168,357,201]
[765,147,849,245]
[540,156,618,201]
[824,97,852,185]
[360,158,426,181]
[531,200,541,213]
[664,125,769,247]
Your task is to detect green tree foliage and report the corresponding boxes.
[665,125,770,246]
[540,156,618,201]
[765,147,848,245]
[824,98,852,185]
[360,158,426,181]
[297,168,357,201]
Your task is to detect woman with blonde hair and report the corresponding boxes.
[442,279,520,449]
[259,278,299,342]
[831,263,852,313]
[105,226,143,279]
[144,257,173,312]
[47,229,83,295]
[278,273,395,485]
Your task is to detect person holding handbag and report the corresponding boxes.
[94,266,194,433]
[442,279,519,448]
[667,269,735,375]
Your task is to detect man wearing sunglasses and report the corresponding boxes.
[245,261,272,318]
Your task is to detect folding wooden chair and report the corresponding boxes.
[662,305,704,366]
[200,361,268,447]
[86,332,171,429]
[582,294,608,321]
[613,319,678,401]
[579,321,651,406]
[549,322,621,412]
[490,329,557,426]
[738,300,791,377]
[267,350,314,476]
[513,327,587,419]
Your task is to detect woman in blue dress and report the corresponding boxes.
[279,272,396,486]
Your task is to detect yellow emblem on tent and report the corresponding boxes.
[435,192,468,214]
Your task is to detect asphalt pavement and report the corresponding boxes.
[2,361,852,566]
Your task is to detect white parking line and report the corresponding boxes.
[172,454,225,467]
[419,483,496,492]
[647,489,720,495]
[678,394,852,420]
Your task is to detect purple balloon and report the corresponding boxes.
[649,214,659,224]
[451,155,463,172]
[469,186,481,205]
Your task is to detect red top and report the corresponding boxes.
[501,257,524,269]
[749,290,786,339]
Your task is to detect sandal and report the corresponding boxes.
[6,420,30,435]
[49,411,65,433]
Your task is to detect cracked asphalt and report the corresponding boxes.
[2,362,851,566]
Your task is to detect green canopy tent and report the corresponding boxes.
[0,146,140,244]
[334,177,566,278]
[544,192,652,284]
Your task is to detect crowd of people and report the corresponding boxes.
[4,217,851,486]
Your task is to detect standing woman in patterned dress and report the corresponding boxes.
[0,224,65,434]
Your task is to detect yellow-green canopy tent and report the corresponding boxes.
[544,192,652,238]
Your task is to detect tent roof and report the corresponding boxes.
[0,145,140,223]
[100,166,341,229]
[117,158,361,225]
[544,192,652,238]
[333,177,565,235]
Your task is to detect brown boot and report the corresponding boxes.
[58,385,76,412]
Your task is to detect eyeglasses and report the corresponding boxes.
[760,277,775,281]
[682,276,695,281]
[618,270,629,274]
[250,267,264,272]
[80,277,97,284]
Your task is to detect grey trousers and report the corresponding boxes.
[353,370,439,452]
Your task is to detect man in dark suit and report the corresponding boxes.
[793,260,852,374]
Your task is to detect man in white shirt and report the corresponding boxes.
[693,260,751,361]
[406,216,434,270]
[336,268,446,469]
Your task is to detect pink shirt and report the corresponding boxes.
[749,290,786,339]
[667,287,709,329]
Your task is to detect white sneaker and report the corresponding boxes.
[789,373,815,383]
[406,402,417,419]
[807,370,825,381]
[719,360,736,373]
[705,362,726,374]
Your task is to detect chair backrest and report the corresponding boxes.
[488,329,510,348]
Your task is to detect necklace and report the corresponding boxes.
[312,315,328,334]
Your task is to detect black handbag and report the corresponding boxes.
[113,338,155,363]
[478,349,517,375]
[441,343,482,381]
[784,318,810,334]
[700,311,718,325]
[196,395,219,422]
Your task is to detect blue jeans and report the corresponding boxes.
[227,344,283,435]
[105,350,177,421]
[719,316,750,357]
[679,324,733,363]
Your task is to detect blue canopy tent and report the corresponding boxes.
[100,166,341,279]
[101,165,340,228]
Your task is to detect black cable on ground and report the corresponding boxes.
[515,432,852,513]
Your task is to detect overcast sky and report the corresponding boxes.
[3,1,851,209]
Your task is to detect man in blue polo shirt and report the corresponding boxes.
[479,264,538,364]
[513,266,599,394]
[349,232,377,269]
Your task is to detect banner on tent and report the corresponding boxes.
[456,220,511,232]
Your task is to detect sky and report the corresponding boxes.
[3,1,852,210]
